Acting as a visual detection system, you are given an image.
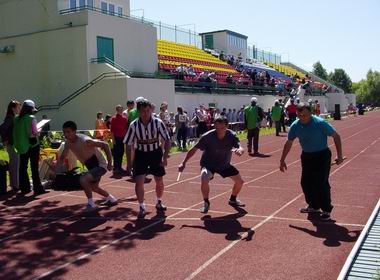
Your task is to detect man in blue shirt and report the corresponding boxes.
[279,103,344,221]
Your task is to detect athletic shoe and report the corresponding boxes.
[228,199,246,207]
[155,200,167,211]
[200,202,210,214]
[300,206,320,213]
[138,207,146,219]
[84,204,98,212]
[100,198,118,207]
[320,212,331,221]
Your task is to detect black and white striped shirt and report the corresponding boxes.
[123,117,170,152]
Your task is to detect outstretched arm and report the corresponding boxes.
[179,147,198,172]
[280,139,294,172]
[331,132,344,164]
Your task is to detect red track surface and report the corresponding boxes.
[1,112,380,280]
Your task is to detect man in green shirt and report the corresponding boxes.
[271,100,283,136]
[244,97,264,155]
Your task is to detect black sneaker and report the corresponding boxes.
[155,200,167,211]
[138,207,146,219]
[228,199,245,207]
[320,212,331,221]
[300,206,320,213]
[200,202,210,214]
[100,199,118,207]
[33,189,49,196]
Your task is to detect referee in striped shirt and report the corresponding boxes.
[123,99,171,219]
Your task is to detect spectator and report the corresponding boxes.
[40,114,50,140]
[265,71,271,85]
[279,99,287,133]
[175,64,188,80]
[175,106,189,150]
[159,102,171,128]
[315,100,321,116]
[226,73,234,84]
[266,108,273,128]
[221,108,227,117]
[95,111,105,140]
[214,108,221,119]
[244,97,265,155]
[193,104,208,137]
[286,99,298,126]
[0,100,21,193]
[232,109,238,122]
[13,100,47,195]
[271,100,282,136]
[187,65,196,77]
[103,114,112,141]
[110,105,128,175]
[227,109,233,123]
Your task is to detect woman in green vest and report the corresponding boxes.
[13,100,47,195]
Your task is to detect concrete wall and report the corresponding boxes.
[126,78,175,112]
[0,0,89,38]
[86,12,157,74]
[0,25,89,108]
[326,92,355,112]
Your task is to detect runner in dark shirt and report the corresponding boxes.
[179,117,245,213]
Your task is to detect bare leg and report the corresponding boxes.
[201,178,210,199]
[92,182,110,198]
[80,174,93,199]
[230,174,244,196]
[154,176,164,199]
[135,175,146,204]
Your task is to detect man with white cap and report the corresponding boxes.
[244,97,264,155]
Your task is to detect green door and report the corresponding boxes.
[205,34,214,49]
[97,36,114,61]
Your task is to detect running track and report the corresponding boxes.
[1,111,379,280]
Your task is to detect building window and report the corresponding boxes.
[101,1,107,13]
[109,3,115,15]
[117,6,123,16]
[70,0,76,9]
[79,0,85,7]
[88,0,94,8]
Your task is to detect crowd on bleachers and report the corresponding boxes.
[158,40,335,95]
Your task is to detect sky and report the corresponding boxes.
[131,0,380,82]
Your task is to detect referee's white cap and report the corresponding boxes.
[251,97,258,102]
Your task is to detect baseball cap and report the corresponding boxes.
[23,99,37,111]
[251,97,257,102]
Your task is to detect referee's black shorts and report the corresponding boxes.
[134,149,165,177]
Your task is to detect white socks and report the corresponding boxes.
[139,202,145,210]
[107,194,117,202]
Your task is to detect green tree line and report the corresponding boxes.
[312,61,380,105]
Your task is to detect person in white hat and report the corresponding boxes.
[244,97,265,155]
[12,100,48,196]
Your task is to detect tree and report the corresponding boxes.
[352,69,380,105]
[328,69,352,93]
[312,61,328,80]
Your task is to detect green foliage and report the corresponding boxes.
[353,69,380,105]
[328,68,352,93]
[312,61,328,80]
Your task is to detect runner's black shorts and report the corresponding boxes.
[134,148,166,177]
[201,165,239,180]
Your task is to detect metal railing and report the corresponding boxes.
[37,72,126,111]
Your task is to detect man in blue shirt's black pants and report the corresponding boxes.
[279,103,344,221]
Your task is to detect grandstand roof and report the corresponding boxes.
[199,29,248,39]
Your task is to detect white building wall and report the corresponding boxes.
[0,26,89,108]
[86,12,157,74]
[126,78,175,112]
